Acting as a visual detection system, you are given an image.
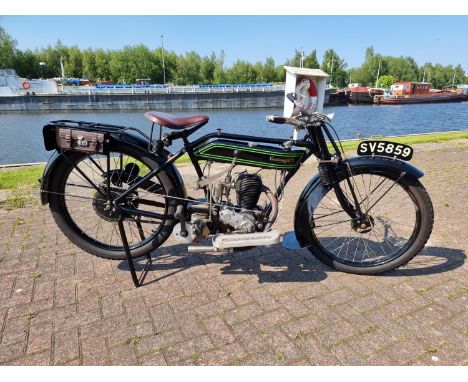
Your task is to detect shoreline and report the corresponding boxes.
[0,91,285,112]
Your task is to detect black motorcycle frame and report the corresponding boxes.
[40,117,392,286]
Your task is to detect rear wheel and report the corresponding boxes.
[48,143,177,260]
[308,166,434,274]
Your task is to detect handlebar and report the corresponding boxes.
[266,112,334,127]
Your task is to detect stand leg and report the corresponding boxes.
[118,219,141,288]
[135,219,152,263]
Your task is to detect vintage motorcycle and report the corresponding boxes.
[39,93,434,286]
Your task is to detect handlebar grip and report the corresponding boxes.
[266,115,287,124]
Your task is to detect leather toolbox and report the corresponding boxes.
[56,128,105,153]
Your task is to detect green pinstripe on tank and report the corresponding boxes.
[194,141,304,169]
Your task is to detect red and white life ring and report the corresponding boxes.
[22,81,31,90]
[293,79,318,114]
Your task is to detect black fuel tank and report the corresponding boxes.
[194,139,304,170]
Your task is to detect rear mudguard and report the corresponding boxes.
[293,155,424,248]
[39,130,186,205]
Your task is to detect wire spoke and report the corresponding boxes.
[312,171,417,266]
[60,151,169,250]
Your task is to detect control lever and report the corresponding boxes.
[311,112,335,123]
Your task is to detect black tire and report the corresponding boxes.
[48,142,177,260]
[308,166,434,274]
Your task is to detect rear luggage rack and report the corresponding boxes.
[43,119,151,152]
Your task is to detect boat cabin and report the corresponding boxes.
[0,69,21,87]
[136,78,152,85]
[390,82,431,96]
[457,84,468,94]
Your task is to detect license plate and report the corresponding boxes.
[357,140,414,161]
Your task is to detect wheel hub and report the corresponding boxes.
[352,215,375,234]
[92,191,122,222]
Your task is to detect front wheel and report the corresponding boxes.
[308,166,434,274]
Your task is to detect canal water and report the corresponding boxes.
[0,102,467,165]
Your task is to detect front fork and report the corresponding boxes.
[324,160,374,233]
[311,124,366,224]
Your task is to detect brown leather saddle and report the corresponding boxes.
[144,111,209,130]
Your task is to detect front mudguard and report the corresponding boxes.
[293,155,424,248]
[39,132,186,205]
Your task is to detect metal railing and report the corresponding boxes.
[56,84,286,96]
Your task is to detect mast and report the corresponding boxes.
[328,57,335,86]
[60,56,65,80]
[375,58,381,88]
[161,35,166,85]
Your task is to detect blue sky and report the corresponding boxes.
[1,16,467,71]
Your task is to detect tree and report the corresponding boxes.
[212,50,226,84]
[303,50,320,69]
[430,64,450,89]
[0,26,18,69]
[321,49,348,87]
[365,46,375,62]
[37,40,69,78]
[14,49,39,78]
[377,75,395,89]
[82,49,97,80]
[199,52,221,84]
[419,63,432,83]
[348,47,389,86]
[285,49,320,69]
[109,45,156,83]
[386,56,419,82]
[252,57,281,83]
[5,25,468,88]
[94,49,111,81]
[65,46,83,78]
[174,51,203,85]
[450,64,466,87]
[285,49,302,67]
[225,60,259,83]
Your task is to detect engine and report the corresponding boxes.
[234,172,263,210]
[219,173,263,233]
[172,168,279,244]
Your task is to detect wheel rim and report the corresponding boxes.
[59,152,168,251]
[311,171,420,267]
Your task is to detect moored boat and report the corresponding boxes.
[0,68,58,96]
[325,89,348,106]
[457,84,468,99]
[374,81,466,105]
[348,83,384,104]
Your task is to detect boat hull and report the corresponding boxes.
[349,89,384,104]
[324,90,348,106]
[375,93,466,105]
